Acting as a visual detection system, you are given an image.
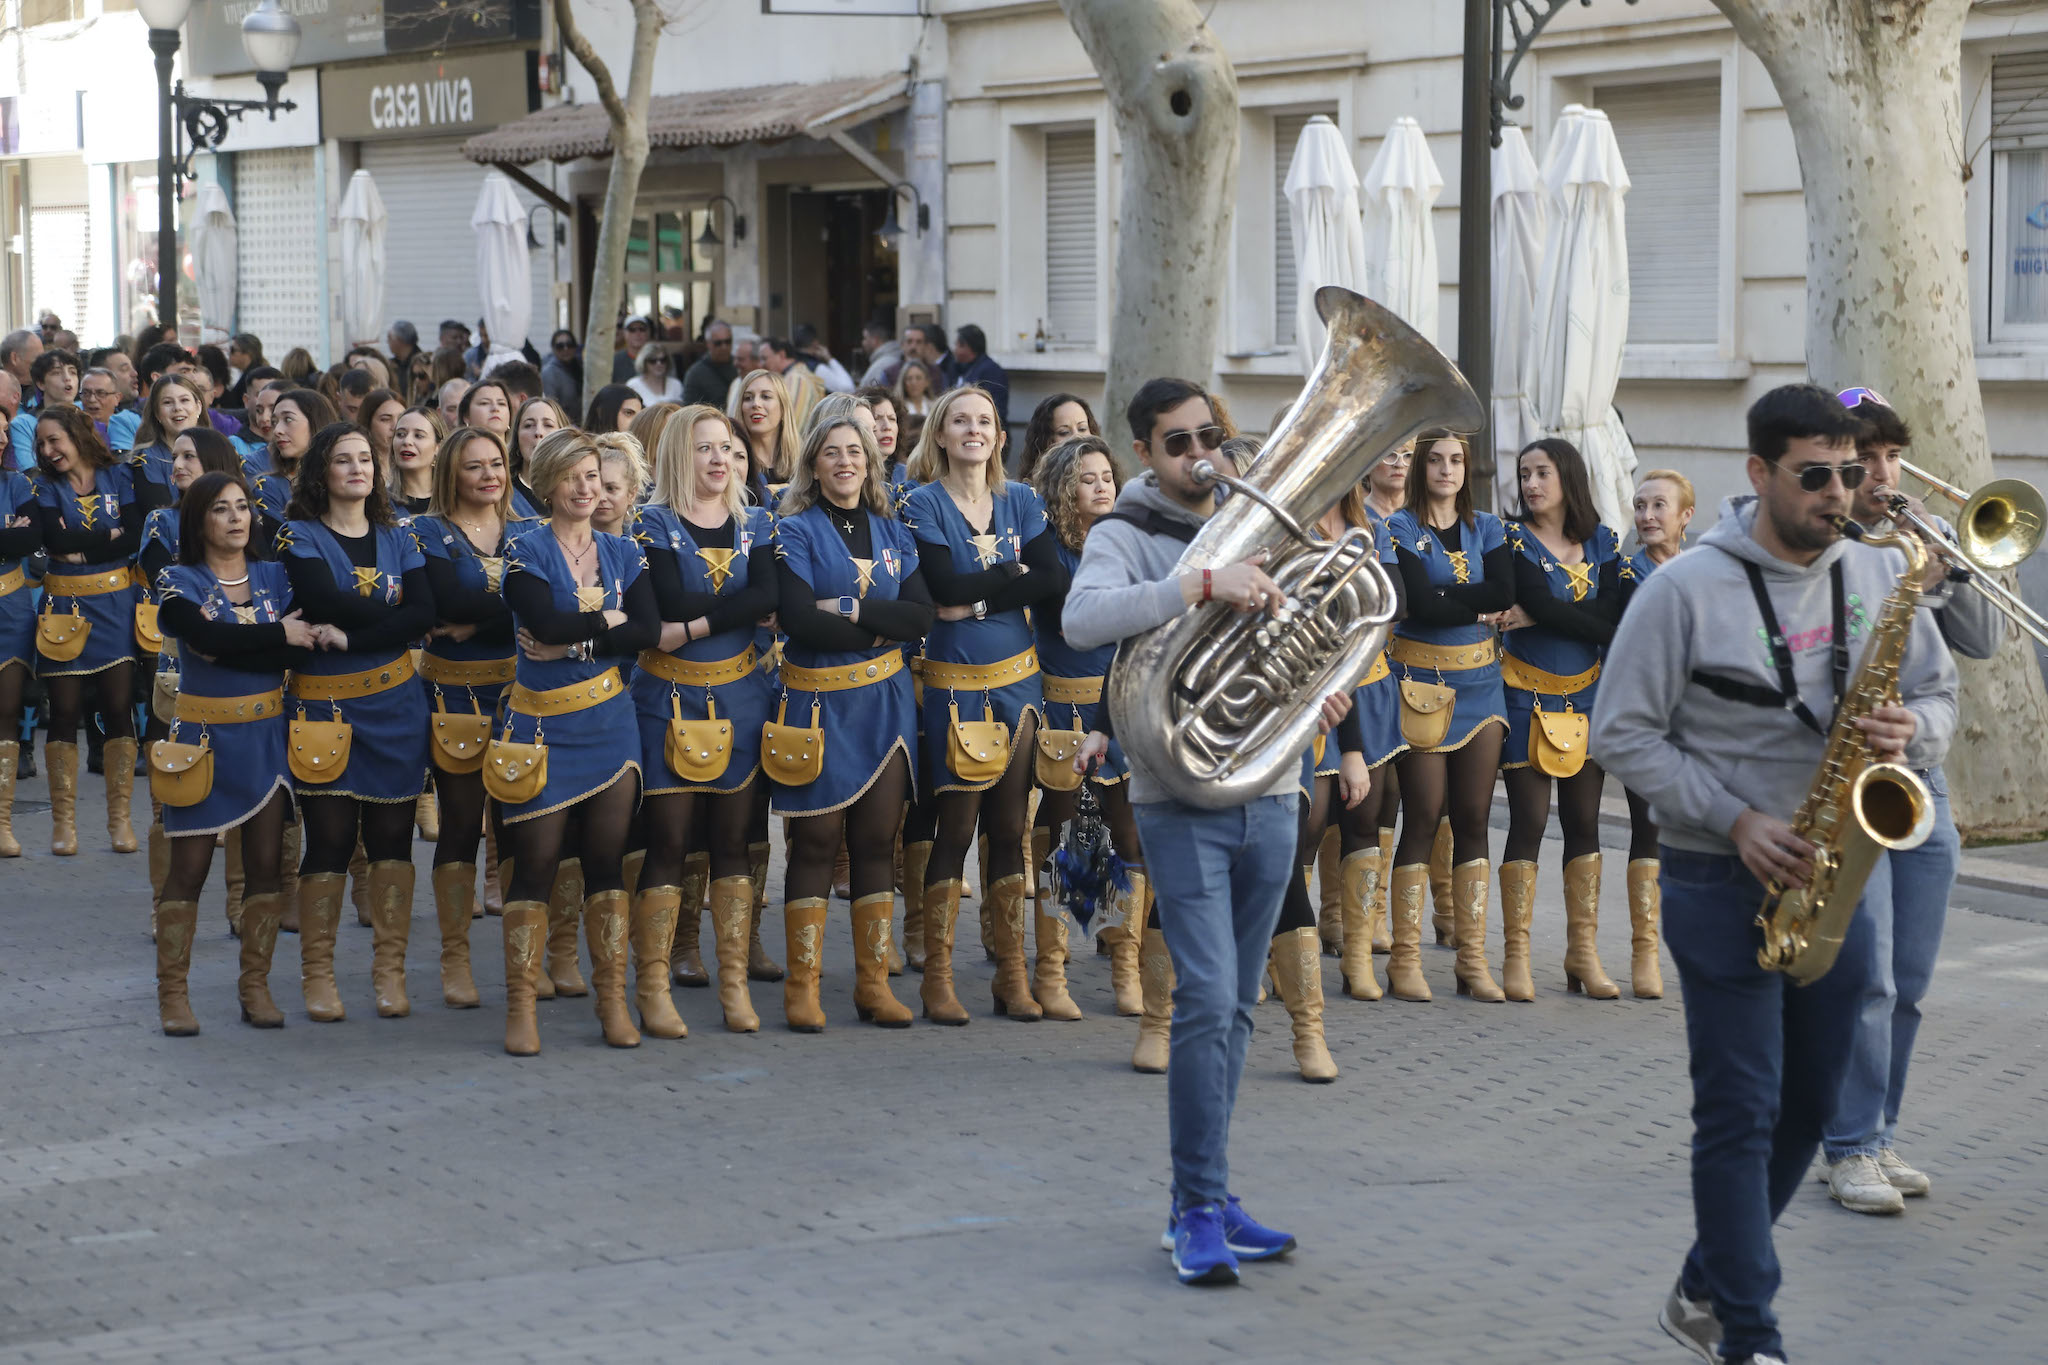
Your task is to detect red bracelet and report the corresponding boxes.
[1201,568,1212,603]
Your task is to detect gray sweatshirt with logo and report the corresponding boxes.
[1590,496,1958,856]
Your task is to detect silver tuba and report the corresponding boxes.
[1106,287,1483,809]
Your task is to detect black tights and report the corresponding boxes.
[504,772,641,903]
[643,781,756,887]
[165,790,291,902]
[1394,723,1503,866]
[0,661,23,750]
[1625,786,1659,861]
[788,751,909,902]
[300,793,418,876]
[45,663,134,744]
[431,768,504,870]
[1503,761,1605,864]
[925,714,1039,888]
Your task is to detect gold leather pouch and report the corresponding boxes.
[288,705,353,785]
[133,602,163,653]
[430,692,491,774]
[1531,705,1590,779]
[36,606,89,662]
[946,700,1010,784]
[759,697,824,786]
[148,733,213,807]
[666,693,733,783]
[1034,716,1086,792]
[1397,677,1456,750]
[482,716,549,804]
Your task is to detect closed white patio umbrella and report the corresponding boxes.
[1491,124,1546,511]
[336,170,387,348]
[1531,106,1638,530]
[1282,114,1369,376]
[190,182,237,346]
[472,172,531,372]
[1360,116,1443,346]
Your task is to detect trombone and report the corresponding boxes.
[1889,458,2048,647]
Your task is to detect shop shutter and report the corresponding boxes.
[1992,51,2048,152]
[1274,109,1331,347]
[1594,79,1722,346]
[233,147,323,355]
[28,205,87,328]
[1044,128,1096,348]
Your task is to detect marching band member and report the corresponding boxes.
[901,386,1067,1023]
[1491,438,1627,1002]
[0,456,38,857]
[633,405,778,1034]
[512,397,566,516]
[1384,429,1513,1002]
[150,471,312,1034]
[389,405,445,517]
[590,431,646,539]
[129,372,216,497]
[731,369,802,503]
[246,389,338,526]
[278,423,434,1023]
[497,428,657,1055]
[1015,393,1099,483]
[771,416,932,1030]
[33,405,159,857]
[455,378,514,450]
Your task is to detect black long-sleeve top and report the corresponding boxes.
[38,484,160,565]
[0,506,40,561]
[422,553,516,646]
[918,527,1069,613]
[645,516,778,635]
[158,597,310,674]
[1509,551,1628,646]
[776,512,935,651]
[503,568,659,657]
[280,527,436,654]
[1395,518,1514,626]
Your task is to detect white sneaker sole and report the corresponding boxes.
[1828,1187,1905,1215]
[1657,1305,1718,1363]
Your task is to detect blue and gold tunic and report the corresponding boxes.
[0,470,37,671]
[139,506,183,721]
[1035,540,1128,786]
[156,561,294,836]
[1354,510,1408,769]
[1501,521,1624,769]
[34,462,145,678]
[239,448,294,527]
[1385,506,1509,754]
[415,512,529,747]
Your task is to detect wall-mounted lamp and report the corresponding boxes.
[696,194,747,250]
[876,181,929,249]
[526,203,564,251]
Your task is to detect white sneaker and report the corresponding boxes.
[1657,1278,1721,1362]
[1876,1147,1931,1197]
[1827,1153,1906,1214]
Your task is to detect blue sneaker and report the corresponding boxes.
[1170,1202,1239,1285]
[1161,1196,1296,1261]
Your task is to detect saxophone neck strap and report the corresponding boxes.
[1688,553,1844,739]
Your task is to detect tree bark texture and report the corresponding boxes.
[1059,0,1238,454]
[1713,0,2048,836]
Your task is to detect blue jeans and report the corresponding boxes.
[1133,795,1297,1211]
[1662,845,1876,1361]
[1822,774,1957,1162]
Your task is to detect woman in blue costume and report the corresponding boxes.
[278,423,434,1025]
[129,373,216,500]
[32,405,163,858]
[1493,438,1628,1004]
[731,369,802,508]
[1383,429,1512,1003]
[632,404,778,1035]
[900,386,1068,1023]
[0,458,40,858]
[244,389,337,527]
[496,428,658,1056]
[771,415,932,1030]
[151,471,314,1036]
[511,396,566,519]
[414,424,529,1011]
[388,405,445,519]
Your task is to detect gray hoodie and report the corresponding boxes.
[1063,474,1305,806]
[1590,496,1958,856]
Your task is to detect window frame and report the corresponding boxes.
[998,100,1108,368]
[1223,93,1348,371]
[1967,35,2048,356]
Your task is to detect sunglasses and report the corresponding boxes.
[1775,459,1868,492]
[1836,385,1890,409]
[1160,424,1227,458]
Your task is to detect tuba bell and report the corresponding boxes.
[1106,287,1484,809]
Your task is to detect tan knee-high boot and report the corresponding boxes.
[1428,817,1455,946]
[1563,852,1620,999]
[297,871,347,1021]
[1338,847,1382,1001]
[630,885,687,1039]
[584,888,640,1047]
[237,891,285,1027]
[1270,926,1337,1082]
[901,839,932,972]
[349,840,371,925]
[1452,858,1504,1002]
[986,873,1041,1020]
[671,850,710,986]
[709,875,759,1032]
[852,892,913,1026]
[103,737,138,853]
[431,861,480,1008]
[501,900,547,1055]
[367,859,414,1018]
[1108,871,1148,1016]
[47,739,78,855]
[481,823,503,915]
[1628,858,1664,999]
[415,788,439,842]
[278,818,302,933]
[1373,828,1395,952]
[1316,826,1344,955]
[1030,827,1082,1021]
[223,823,246,937]
[1498,859,1537,1003]
[746,841,784,981]
[918,879,970,1026]
[545,859,588,996]
[781,895,829,1032]
[155,899,200,1035]
[1386,862,1432,1002]
[1132,925,1174,1073]
[0,739,20,858]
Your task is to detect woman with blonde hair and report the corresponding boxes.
[893,358,940,420]
[389,405,446,516]
[589,431,647,539]
[730,369,803,503]
[626,401,683,476]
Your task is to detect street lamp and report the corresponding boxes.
[143,0,302,333]
[875,183,928,250]
[694,194,747,251]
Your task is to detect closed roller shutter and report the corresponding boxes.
[233,147,323,354]
[1044,128,1096,348]
[1595,79,1721,346]
[1992,51,2048,151]
[27,155,88,329]
[1274,109,1332,347]
[358,137,552,354]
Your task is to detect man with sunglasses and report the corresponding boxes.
[1592,383,1957,1365]
[681,320,737,407]
[1064,376,1352,1288]
[541,329,583,411]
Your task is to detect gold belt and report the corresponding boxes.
[781,650,906,694]
[917,647,1039,693]
[1041,673,1103,706]
[1390,637,1498,673]
[1358,651,1390,687]
[0,565,23,597]
[175,689,284,725]
[420,653,517,686]
[509,666,624,717]
[289,651,418,701]
[43,568,134,597]
[1501,654,1600,696]
[637,645,758,690]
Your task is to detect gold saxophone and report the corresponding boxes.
[1756,518,1937,985]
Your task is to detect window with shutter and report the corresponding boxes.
[1991,53,2048,336]
[1273,109,1331,348]
[1594,79,1722,346]
[1044,128,1097,348]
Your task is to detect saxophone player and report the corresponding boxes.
[1590,385,1957,1365]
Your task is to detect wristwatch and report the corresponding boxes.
[972,600,988,621]
[837,595,857,618]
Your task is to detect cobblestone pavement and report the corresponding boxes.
[0,770,2043,1364]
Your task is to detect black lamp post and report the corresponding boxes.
[140,0,302,334]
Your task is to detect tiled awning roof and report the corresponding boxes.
[462,72,911,166]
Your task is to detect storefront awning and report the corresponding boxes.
[461,72,911,168]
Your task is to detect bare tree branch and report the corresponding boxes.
[554,0,628,132]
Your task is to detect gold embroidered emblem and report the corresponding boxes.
[481,557,504,593]
[77,499,98,531]
[233,605,258,625]
[1562,562,1594,602]
[352,566,382,598]
[697,547,738,593]
[794,922,821,969]
[1448,550,1470,585]
[849,557,876,597]
[968,532,1003,568]
[575,585,604,612]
